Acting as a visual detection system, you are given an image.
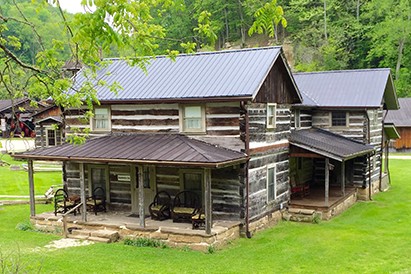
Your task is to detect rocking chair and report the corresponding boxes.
[148,191,171,220]
[54,188,78,216]
[171,191,200,223]
[86,187,107,215]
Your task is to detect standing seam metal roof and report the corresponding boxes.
[290,128,374,161]
[385,98,411,127]
[15,134,247,167]
[73,47,283,101]
[293,69,397,108]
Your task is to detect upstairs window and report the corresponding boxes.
[331,111,347,127]
[92,107,110,131]
[181,105,205,133]
[266,103,277,129]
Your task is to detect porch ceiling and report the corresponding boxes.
[14,133,247,168]
[290,128,375,161]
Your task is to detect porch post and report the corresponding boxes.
[204,168,212,234]
[79,163,87,222]
[28,160,35,217]
[325,158,329,206]
[138,165,145,228]
[341,161,345,196]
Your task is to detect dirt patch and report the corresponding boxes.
[44,238,94,249]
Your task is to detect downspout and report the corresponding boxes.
[379,110,388,191]
[365,110,372,201]
[241,101,252,238]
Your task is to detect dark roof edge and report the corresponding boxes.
[98,96,252,104]
[13,154,247,168]
[293,67,391,76]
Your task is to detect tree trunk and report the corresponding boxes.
[324,0,328,41]
[238,0,246,47]
[356,0,361,21]
[395,38,405,80]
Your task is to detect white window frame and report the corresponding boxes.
[45,128,58,147]
[91,106,111,131]
[266,164,277,203]
[294,109,301,129]
[266,103,277,129]
[179,105,206,133]
[331,111,348,127]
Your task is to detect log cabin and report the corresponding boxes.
[16,47,303,242]
[291,69,399,215]
[386,98,411,151]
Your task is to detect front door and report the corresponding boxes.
[181,170,203,205]
[131,166,155,215]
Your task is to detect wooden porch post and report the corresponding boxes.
[325,158,329,206]
[28,160,35,217]
[204,168,212,235]
[138,165,145,228]
[79,163,87,222]
[341,161,345,196]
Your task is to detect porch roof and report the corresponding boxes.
[14,133,247,168]
[290,128,375,161]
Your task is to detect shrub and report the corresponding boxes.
[124,237,167,249]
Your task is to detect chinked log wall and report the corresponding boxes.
[65,162,243,220]
[247,103,291,220]
[65,102,241,136]
[311,109,383,187]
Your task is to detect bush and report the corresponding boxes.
[15,222,35,231]
[124,237,168,249]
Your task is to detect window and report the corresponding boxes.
[92,107,110,131]
[266,103,277,129]
[180,170,203,205]
[267,164,277,203]
[181,105,205,133]
[88,165,109,199]
[294,109,301,129]
[46,129,56,146]
[136,166,150,188]
[331,111,347,127]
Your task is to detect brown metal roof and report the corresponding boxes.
[290,128,375,161]
[14,134,247,168]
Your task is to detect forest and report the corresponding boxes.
[0,0,410,101]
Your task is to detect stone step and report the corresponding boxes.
[283,209,322,223]
[68,228,119,243]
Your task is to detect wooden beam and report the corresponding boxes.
[79,163,87,222]
[341,161,345,196]
[138,165,145,228]
[28,160,35,217]
[289,153,324,159]
[325,158,329,206]
[204,168,212,235]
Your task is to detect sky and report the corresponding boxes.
[59,0,85,14]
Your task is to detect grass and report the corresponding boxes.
[0,154,62,196]
[0,159,410,273]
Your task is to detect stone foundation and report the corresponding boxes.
[320,191,357,220]
[31,215,240,252]
[357,174,389,200]
[247,210,283,234]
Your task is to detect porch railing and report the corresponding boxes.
[62,202,83,238]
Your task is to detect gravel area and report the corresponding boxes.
[44,238,94,249]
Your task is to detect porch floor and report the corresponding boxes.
[289,185,358,220]
[32,211,242,251]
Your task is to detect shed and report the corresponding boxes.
[386,98,411,150]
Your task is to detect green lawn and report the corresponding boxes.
[0,159,410,273]
[0,154,62,196]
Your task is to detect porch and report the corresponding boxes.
[31,210,241,251]
[288,185,358,220]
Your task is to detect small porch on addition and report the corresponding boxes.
[288,128,375,220]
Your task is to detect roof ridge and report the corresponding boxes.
[299,90,319,106]
[293,68,390,76]
[176,135,215,161]
[104,46,282,61]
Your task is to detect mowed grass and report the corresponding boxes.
[0,159,410,273]
[0,154,62,196]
